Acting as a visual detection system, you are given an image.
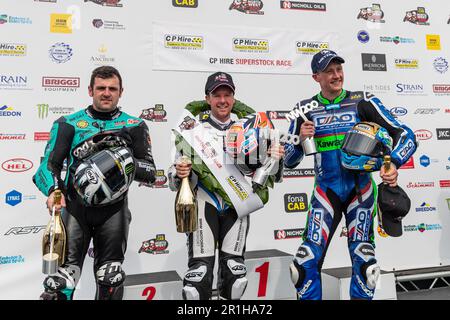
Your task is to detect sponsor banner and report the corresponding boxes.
[139,104,167,122]
[0,74,32,91]
[380,36,414,44]
[0,105,21,117]
[0,14,32,25]
[42,77,80,92]
[414,108,439,115]
[433,84,450,95]
[395,83,425,96]
[274,228,304,240]
[0,255,25,265]
[138,234,169,254]
[390,107,407,117]
[229,0,264,15]
[404,224,442,233]
[284,193,308,212]
[153,21,338,74]
[414,129,432,140]
[357,4,385,23]
[404,7,430,25]
[280,1,326,12]
[415,202,437,213]
[440,180,450,188]
[34,132,50,141]
[4,225,46,235]
[357,30,370,44]
[0,43,27,56]
[406,181,434,189]
[433,57,448,74]
[1,158,33,172]
[92,19,125,30]
[0,133,26,141]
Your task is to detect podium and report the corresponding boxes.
[123,270,183,300]
[242,249,296,300]
[321,266,397,300]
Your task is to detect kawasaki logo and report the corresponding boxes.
[315,135,344,151]
[317,139,342,148]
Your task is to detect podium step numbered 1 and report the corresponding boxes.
[123,249,296,300]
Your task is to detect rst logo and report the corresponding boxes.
[414,129,432,140]
[172,0,198,8]
[4,226,46,235]
[314,113,355,127]
[1,158,33,172]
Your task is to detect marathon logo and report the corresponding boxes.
[226,175,249,200]
[395,59,419,69]
[274,228,304,240]
[164,34,203,50]
[0,43,27,56]
[296,41,329,54]
[232,38,269,53]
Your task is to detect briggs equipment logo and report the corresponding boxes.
[164,34,203,50]
[229,0,264,15]
[172,0,198,8]
[84,0,123,7]
[284,193,308,213]
[280,1,326,11]
[42,77,80,92]
[233,38,269,53]
[138,234,169,254]
[357,4,385,23]
[404,7,429,25]
[433,84,450,95]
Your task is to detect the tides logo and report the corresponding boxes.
[172,0,198,8]
[139,104,167,122]
[164,34,203,50]
[233,38,269,53]
[138,234,169,254]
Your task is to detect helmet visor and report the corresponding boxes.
[342,131,384,157]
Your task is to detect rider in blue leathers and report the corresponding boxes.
[285,50,417,300]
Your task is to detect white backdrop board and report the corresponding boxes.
[0,0,449,299]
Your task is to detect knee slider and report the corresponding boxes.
[42,265,81,300]
[290,244,315,288]
[183,264,212,300]
[219,258,248,300]
[361,260,380,290]
[96,262,125,287]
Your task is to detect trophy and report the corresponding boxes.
[252,128,281,191]
[174,156,198,233]
[42,189,67,274]
[383,155,391,172]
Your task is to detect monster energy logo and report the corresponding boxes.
[37,104,49,118]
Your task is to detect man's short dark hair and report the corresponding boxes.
[90,65,122,89]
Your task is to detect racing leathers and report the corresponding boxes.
[33,105,156,300]
[284,90,416,300]
[169,100,282,300]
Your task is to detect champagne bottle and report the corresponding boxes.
[42,189,67,274]
[174,156,198,233]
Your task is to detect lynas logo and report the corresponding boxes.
[37,104,49,119]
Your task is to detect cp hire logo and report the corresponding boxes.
[232,38,269,53]
[296,41,329,55]
[164,34,203,50]
[172,0,198,8]
[284,193,308,213]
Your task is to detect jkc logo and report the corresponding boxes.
[1,158,33,172]
[284,193,308,213]
[172,0,198,8]
[5,190,22,206]
[436,128,450,140]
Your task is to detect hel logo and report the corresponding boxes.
[2,158,33,172]
[414,129,432,140]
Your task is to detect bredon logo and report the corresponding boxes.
[414,129,432,140]
[2,158,33,172]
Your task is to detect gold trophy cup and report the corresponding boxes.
[174,156,198,233]
[42,189,67,274]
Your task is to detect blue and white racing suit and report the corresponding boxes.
[284,90,416,300]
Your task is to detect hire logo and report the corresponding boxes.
[0,43,27,56]
[296,41,329,55]
[172,0,198,8]
[284,193,308,213]
[164,34,203,50]
[138,234,169,254]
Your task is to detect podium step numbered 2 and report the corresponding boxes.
[123,270,183,300]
